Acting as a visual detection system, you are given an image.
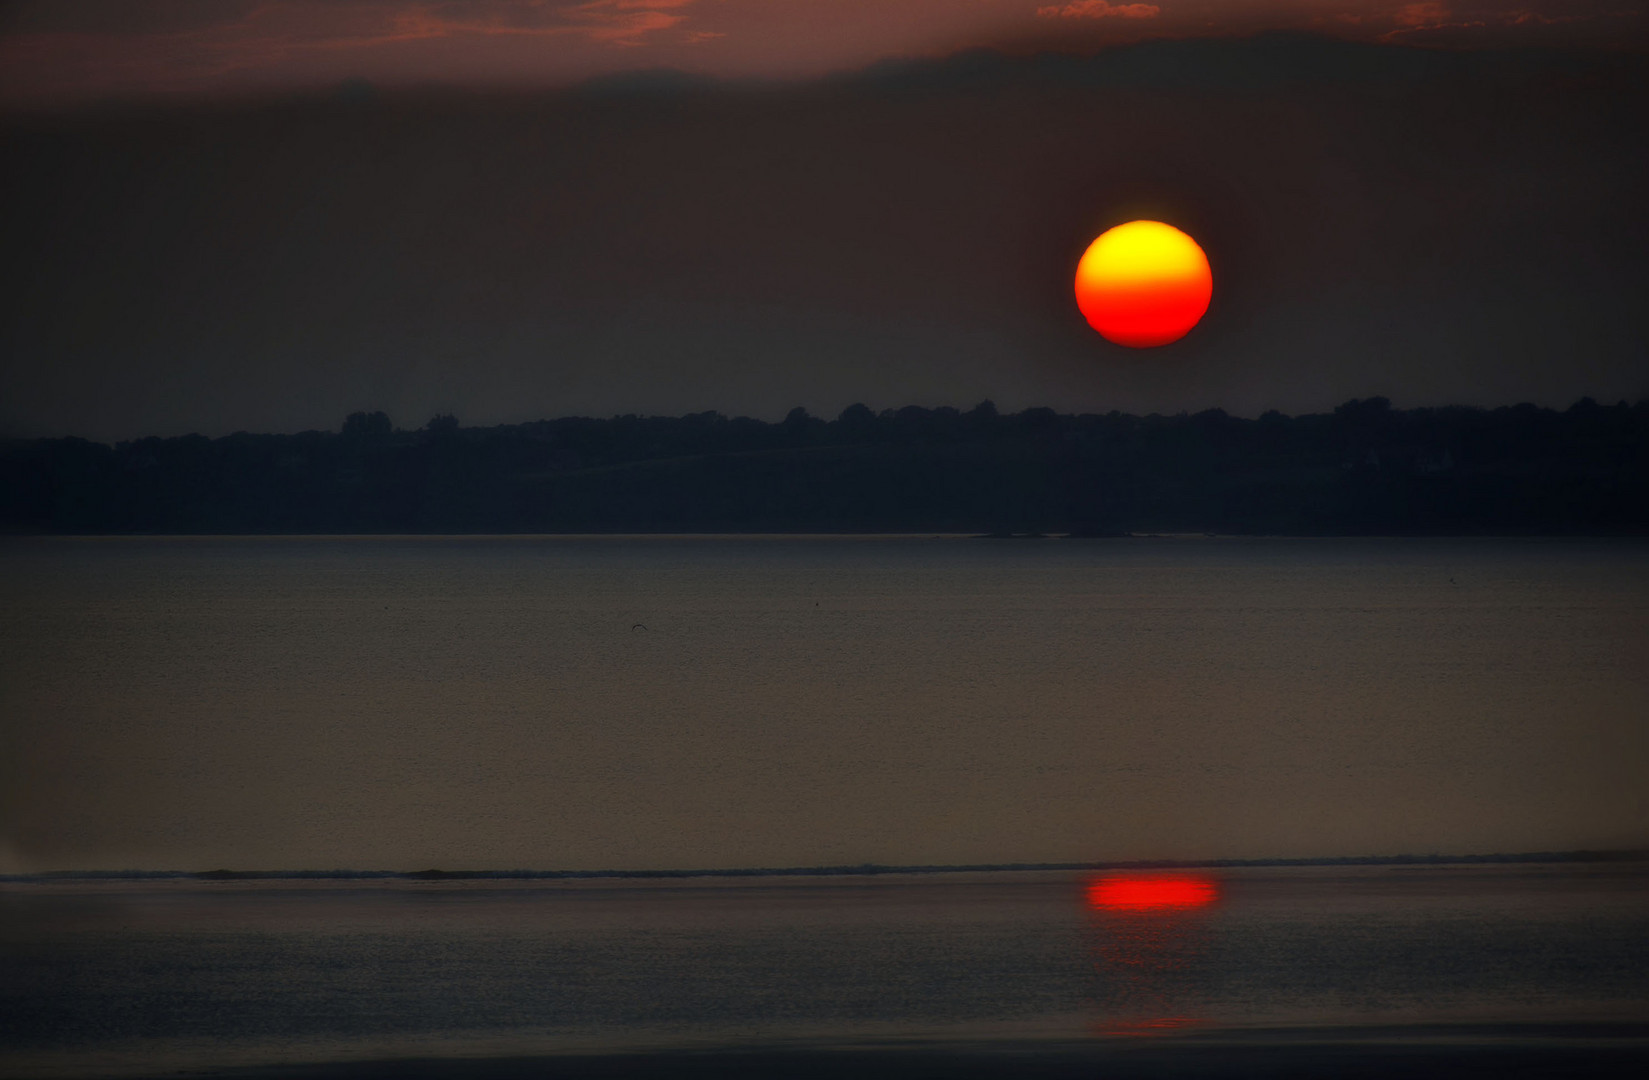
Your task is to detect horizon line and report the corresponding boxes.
[6,849,1645,884]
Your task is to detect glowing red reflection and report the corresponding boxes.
[1096,1016,1205,1038]
[1085,875,1218,911]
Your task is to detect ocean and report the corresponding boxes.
[4,863,1649,1077]
[2,535,1647,1076]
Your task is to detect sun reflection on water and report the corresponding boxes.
[1087,875,1218,912]
[1084,873,1220,1037]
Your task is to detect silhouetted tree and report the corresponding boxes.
[836,403,877,437]
[341,411,393,440]
[3,398,1646,535]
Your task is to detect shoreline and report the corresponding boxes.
[6,849,1647,885]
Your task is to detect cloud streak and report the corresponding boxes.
[1036,1,1161,18]
[1,2,1641,110]
[0,0,707,104]
[1373,1,1587,42]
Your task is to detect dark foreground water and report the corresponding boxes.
[4,862,1649,1077]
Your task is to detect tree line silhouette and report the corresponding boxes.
[3,397,1646,534]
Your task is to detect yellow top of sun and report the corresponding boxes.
[1077,220,1210,289]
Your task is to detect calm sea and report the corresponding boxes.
[3,536,1649,1075]
[2,536,1645,872]
[3,864,1649,1077]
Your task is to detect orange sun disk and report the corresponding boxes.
[1075,221,1212,348]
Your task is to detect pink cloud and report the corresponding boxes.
[1510,9,1579,26]
[1036,1,1160,19]
[385,2,696,44]
[2,1,1640,111]
[0,1,709,106]
[1393,2,1451,28]
[572,3,691,45]
[1379,1,1508,42]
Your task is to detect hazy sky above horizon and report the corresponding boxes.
[2,2,1647,440]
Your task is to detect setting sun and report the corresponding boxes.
[1075,221,1213,348]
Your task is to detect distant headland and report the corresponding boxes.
[3,397,1646,536]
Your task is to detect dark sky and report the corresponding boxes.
[2,1,1647,440]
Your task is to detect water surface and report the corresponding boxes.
[4,862,1648,1077]
[2,536,1645,872]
